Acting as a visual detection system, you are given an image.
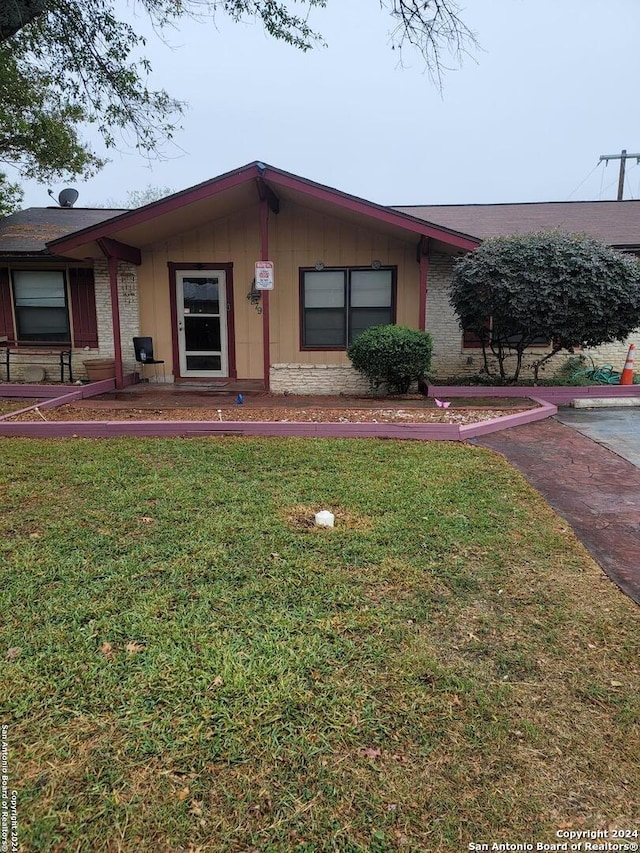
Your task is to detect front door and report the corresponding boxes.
[176,270,228,377]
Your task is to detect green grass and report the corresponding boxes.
[1,438,639,852]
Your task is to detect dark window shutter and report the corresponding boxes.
[0,268,15,342]
[69,267,98,348]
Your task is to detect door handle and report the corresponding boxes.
[178,321,183,331]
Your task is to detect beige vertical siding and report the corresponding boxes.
[270,204,420,366]
[137,200,421,379]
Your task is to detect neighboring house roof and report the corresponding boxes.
[392,200,640,250]
[0,207,127,256]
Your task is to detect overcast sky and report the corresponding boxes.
[20,0,640,209]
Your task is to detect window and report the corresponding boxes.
[462,317,549,349]
[301,267,395,348]
[0,267,98,347]
[462,317,491,348]
[12,270,70,343]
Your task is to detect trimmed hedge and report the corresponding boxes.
[347,325,433,394]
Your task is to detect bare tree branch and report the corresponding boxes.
[384,0,479,88]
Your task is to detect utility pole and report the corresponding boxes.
[599,149,640,200]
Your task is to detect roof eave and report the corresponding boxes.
[47,161,480,255]
[47,162,263,255]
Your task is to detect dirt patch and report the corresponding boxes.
[284,504,375,532]
[9,404,533,424]
[0,398,42,417]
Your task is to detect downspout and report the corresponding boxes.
[418,237,430,332]
[260,197,271,392]
[97,240,124,389]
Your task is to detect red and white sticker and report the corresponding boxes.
[255,261,274,290]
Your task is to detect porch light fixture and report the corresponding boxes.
[371,259,382,270]
[246,279,263,313]
[315,261,325,271]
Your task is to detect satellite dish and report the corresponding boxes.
[58,188,79,208]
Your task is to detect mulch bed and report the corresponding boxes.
[0,399,43,417]
[11,403,533,424]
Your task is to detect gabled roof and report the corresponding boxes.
[0,207,127,256]
[393,200,640,249]
[47,162,480,259]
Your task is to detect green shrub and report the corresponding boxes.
[544,355,593,386]
[347,325,433,394]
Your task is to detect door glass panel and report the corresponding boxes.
[183,277,220,314]
[186,355,222,371]
[184,316,221,351]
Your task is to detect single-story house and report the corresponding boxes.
[1,161,638,390]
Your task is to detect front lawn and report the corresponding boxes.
[1,438,638,852]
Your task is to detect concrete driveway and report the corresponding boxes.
[555,407,640,468]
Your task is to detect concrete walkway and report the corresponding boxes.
[476,418,640,606]
[555,408,640,468]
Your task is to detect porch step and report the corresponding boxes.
[572,397,640,408]
[173,381,266,395]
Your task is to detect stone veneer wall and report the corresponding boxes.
[270,363,370,395]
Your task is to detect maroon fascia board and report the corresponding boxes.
[47,162,480,255]
[48,164,260,254]
[262,167,479,251]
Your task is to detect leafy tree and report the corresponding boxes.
[0,0,477,214]
[124,185,175,208]
[450,231,640,383]
[0,44,104,215]
[347,324,433,393]
[90,185,175,209]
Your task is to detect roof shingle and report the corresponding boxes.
[0,207,127,255]
[392,200,640,248]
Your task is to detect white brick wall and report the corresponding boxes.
[92,260,140,377]
[583,337,636,370]
[425,251,638,381]
[425,252,471,379]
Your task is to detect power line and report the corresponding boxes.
[567,161,602,200]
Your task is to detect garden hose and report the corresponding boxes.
[571,363,621,385]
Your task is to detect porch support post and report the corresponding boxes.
[418,237,430,332]
[98,239,124,389]
[260,196,271,392]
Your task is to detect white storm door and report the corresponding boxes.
[176,271,228,377]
